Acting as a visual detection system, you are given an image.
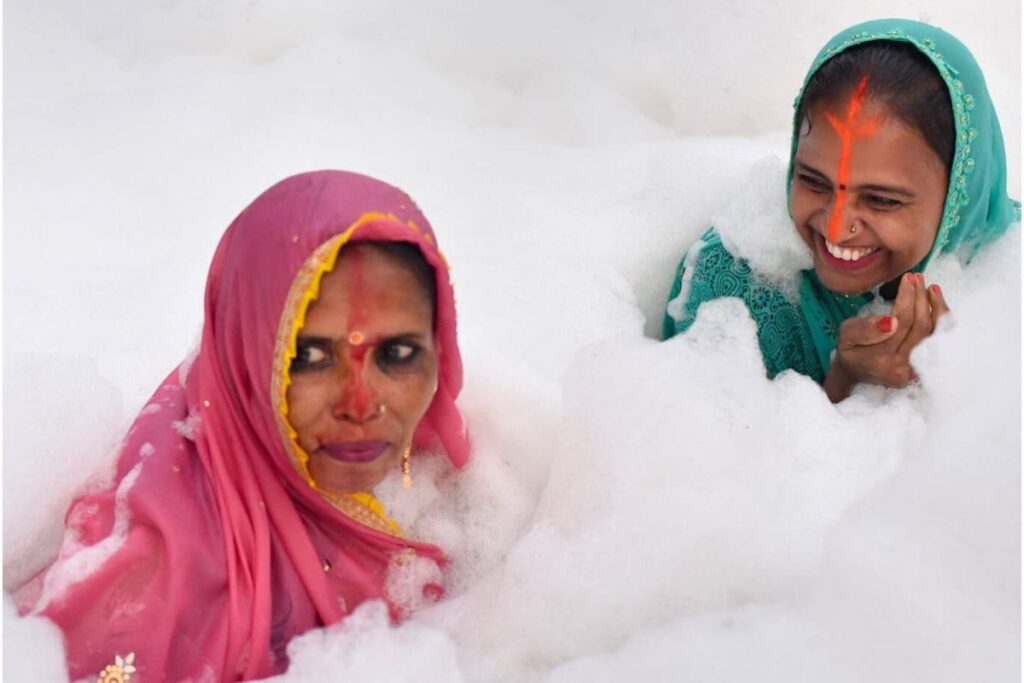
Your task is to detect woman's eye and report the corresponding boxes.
[798,173,830,193]
[866,194,903,210]
[292,340,332,372]
[377,341,419,369]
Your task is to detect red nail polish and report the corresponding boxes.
[932,284,942,296]
[877,316,893,333]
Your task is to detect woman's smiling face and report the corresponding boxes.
[790,98,948,294]
[285,243,437,496]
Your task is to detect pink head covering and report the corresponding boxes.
[17,171,470,681]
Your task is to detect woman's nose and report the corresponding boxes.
[825,196,862,243]
[329,356,382,423]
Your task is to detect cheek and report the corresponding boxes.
[875,212,939,258]
[398,374,436,417]
[910,221,941,261]
[285,380,326,433]
[897,169,946,257]
[383,365,438,427]
[919,197,944,251]
[788,190,819,238]
[789,186,816,223]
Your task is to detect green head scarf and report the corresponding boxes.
[788,18,1020,270]
[664,19,1018,383]
[787,18,1021,376]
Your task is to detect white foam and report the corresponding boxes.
[272,601,463,683]
[172,412,202,441]
[4,1,1018,680]
[2,356,124,591]
[712,155,814,296]
[30,463,144,614]
[384,553,445,617]
[2,594,70,682]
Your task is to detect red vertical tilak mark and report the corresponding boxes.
[347,343,372,420]
[824,76,880,243]
[342,247,373,419]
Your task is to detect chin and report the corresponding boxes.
[321,474,387,496]
[814,268,881,295]
[309,457,392,496]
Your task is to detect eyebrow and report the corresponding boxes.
[794,161,831,183]
[856,183,916,199]
[794,161,917,199]
[295,335,333,345]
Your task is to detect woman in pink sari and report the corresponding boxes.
[16,171,471,681]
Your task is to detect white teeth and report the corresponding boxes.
[824,237,878,262]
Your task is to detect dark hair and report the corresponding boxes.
[797,42,954,171]
[362,240,438,329]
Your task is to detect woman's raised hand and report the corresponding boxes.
[824,273,950,402]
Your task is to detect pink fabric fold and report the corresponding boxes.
[17,171,470,681]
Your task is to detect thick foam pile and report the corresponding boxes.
[4,0,1018,680]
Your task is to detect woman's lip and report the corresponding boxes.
[318,441,389,464]
[814,232,884,271]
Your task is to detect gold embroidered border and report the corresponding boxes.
[327,492,404,537]
[271,229,353,484]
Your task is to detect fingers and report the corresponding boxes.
[837,314,899,349]
[928,283,950,328]
[833,273,950,393]
[886,272,917,349]
[898,274,934,354]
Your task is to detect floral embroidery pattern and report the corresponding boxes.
[97,653,136,683]
[667,230,825,382]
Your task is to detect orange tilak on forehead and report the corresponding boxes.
[824,76,881,243]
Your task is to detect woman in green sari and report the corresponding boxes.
[663,19,1019,402]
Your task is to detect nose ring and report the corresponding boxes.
[848,223,858,234]
[378,403,387,416]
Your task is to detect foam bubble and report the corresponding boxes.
[4,2,1018,680]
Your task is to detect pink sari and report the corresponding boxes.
[17,171,470,681]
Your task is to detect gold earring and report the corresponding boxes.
[402,446,412,490]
